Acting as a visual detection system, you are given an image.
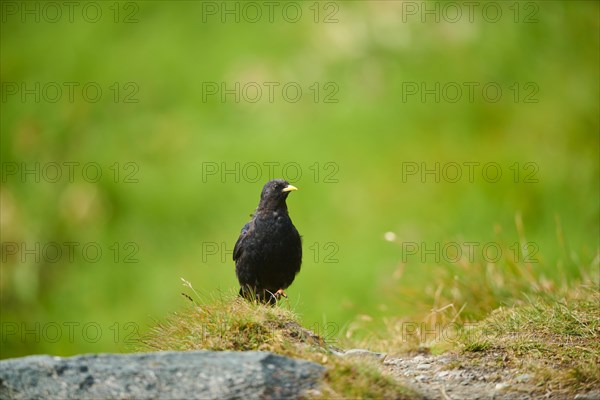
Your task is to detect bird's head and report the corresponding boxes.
[258,179,298,210]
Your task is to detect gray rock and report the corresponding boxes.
[0,351,325,400]
[383,357,403,366]
[436,370,450,379]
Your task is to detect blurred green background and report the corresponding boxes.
[1,1,598,359]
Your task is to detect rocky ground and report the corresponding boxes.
[380,352,600,400]
[383,352,538,400]
[335,346,600,399]
[2,349,599,399]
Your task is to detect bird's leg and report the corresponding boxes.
[263,289,288,304]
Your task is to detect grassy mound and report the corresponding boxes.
[460,286,600,396]
[137,280,416,399]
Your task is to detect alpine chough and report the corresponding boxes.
[233,179,302,304]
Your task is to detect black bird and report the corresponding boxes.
[233,179,302,304]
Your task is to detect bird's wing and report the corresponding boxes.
[233,221,251,261]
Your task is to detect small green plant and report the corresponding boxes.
[462,340,491,352]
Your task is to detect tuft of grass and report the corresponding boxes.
[343,229,599,397]
[137,280,417,399]
[382,217,596,322]
[460,285,600,395]
[139,288,325,355]
[350,221,599,357]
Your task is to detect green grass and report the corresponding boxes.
[0,1,598,360]
[137,269,599,397]
[342,217,599,354]
[460,287,600,396]
[342,248,599,396]
[137,279,416,399]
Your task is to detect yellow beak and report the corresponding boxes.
[282,185,298,192]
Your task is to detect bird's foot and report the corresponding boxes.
[263,289,288,304]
